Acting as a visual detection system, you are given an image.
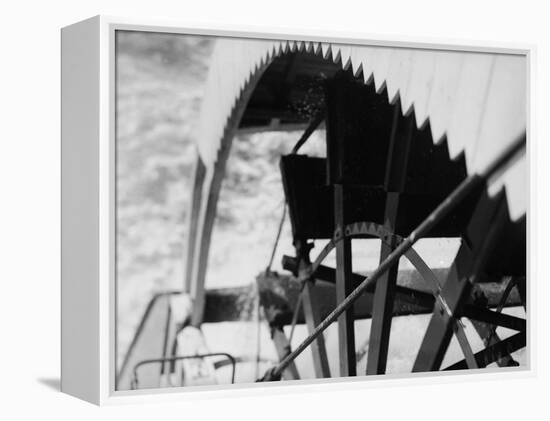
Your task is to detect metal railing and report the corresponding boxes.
[131,352,237,389]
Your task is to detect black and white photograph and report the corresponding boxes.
[5,0,550,418]
[114,30,527,391]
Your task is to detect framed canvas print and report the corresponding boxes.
[61,15,530,405]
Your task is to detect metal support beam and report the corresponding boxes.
[190,156,230,326]
[366,193,400,374]
[188,70,267,326]
[367,102,414,375]
[302,280,331,378]
[462,305,526,332]
[413,192,507,372]
[453,319,479,369]
[383,100,414,193]
[291,109,325,154]
[293,240,331,378]
[183,156,206,293]
[334,184,356,376]
[444,331,526,371]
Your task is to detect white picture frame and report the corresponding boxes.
[61,15,532,405]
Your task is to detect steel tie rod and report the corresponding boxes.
[265,134,526,380]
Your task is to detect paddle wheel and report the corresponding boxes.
[117,38,527,389]
[258,72,525,380]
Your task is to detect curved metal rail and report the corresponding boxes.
[131,352,237,390]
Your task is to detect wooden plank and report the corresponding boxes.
[384,49,412,104]
[302,281,331,378]
[405,50,437,127]
[425,52,464,144]
[446,54,494,164]
[370,47,393,94]
[474,55,526,175]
